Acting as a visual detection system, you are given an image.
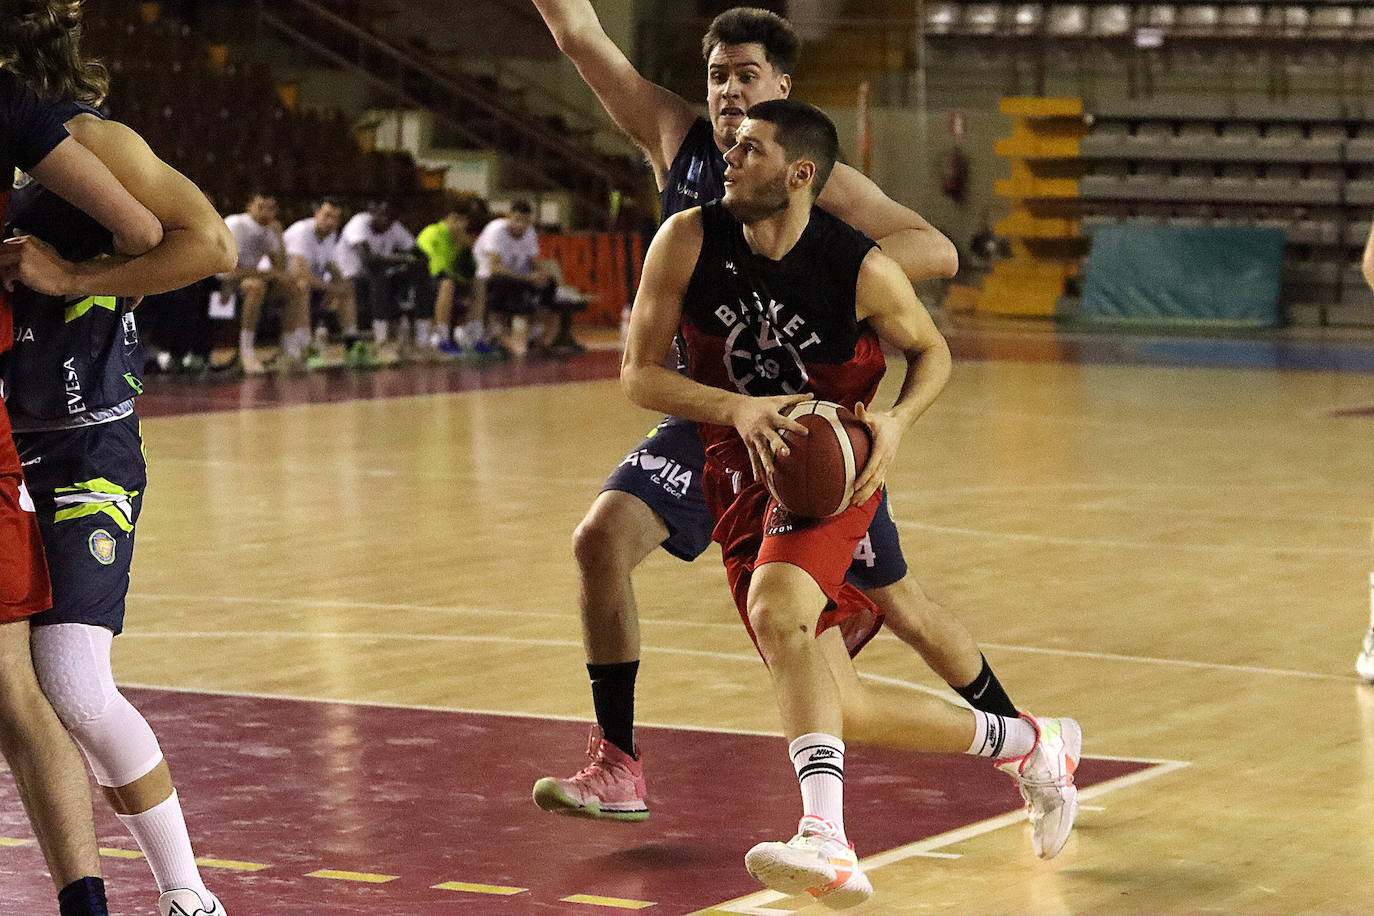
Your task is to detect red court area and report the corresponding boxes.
[0,690,1149,914]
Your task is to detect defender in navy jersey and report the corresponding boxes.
[622,100,1082,903]
[0,25,165,916]
[531,3,1025,828]
[0,85,235,916]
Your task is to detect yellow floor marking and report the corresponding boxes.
[561,893,656,909]
[306,869,398,883]
[196,857,271,871]
[433,881,528,895]
[0,838,31,847]
[99,847,144,859]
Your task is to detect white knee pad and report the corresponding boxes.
[31,623,163,788]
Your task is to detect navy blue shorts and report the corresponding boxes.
[14,414,146,634]
[602,416,908,588]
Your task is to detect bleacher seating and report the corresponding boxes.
[1078,95,1374,318]
[81,0,433,223]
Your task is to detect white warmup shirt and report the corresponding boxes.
[472,217,538,279]
[283,217,339,280]
[334,212,417,280]
[224,212,283,271]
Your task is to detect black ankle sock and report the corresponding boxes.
[58,877,108,916]
[954,655,1019,719]
[588,660,639,756]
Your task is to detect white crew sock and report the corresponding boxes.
[789,733,846,840]
[415,319,432,347]
[967,710,1037,759]
[238,328,255,359]
[434,323,452,346]
[373,319,388,345]
[116,790,209,901]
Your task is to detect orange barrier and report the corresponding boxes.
[539,232,645,324]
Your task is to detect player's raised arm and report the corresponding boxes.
[0,117,235,297]
[532,0,698,179]
[819,162,959,282]
[849,248,953,506]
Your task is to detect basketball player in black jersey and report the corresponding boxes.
[530,0,1027,827]
[623,99,1081,907]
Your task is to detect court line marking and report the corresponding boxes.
[894,520,1367,556]
[118,627,1355,684]
[306,869,398,883]
[713,758,1191,916]
[561,893,657,909]
[99,847,142,859]
[116,630,959,702]
[433,881,528,896]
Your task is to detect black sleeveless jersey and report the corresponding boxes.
[660,117,727,220]
[679,202,885,450]
[2,100,142,424]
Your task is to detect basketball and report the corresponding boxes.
[770,400,873,517]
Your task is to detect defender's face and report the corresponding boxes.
[506,212,532,236]
[721,119,791,222]
[706,42,790,151]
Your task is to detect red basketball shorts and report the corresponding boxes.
[704,464,883,658]
[0,409,51,622]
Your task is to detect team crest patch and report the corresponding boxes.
[766,503,815,536]
[88,529,116,566]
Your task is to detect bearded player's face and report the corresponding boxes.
[721,119,791,223]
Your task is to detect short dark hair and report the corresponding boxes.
[745,99,839,195]
[510,200,533,216]
[313,197,342,211]
[247,189,274,204]
[701,8,799,75]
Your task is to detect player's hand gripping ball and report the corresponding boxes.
[770,400,872,517]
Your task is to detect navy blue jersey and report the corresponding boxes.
[0,69,70,178]
[0,69,72,362]
[659,117,727,221]
[2,101,142,425]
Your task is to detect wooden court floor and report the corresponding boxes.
[34,334,1374,913]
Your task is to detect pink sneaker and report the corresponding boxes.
[532,726,648,821]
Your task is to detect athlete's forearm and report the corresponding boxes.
[621,362,742,428]
[887,338,952,431]
[531,0,603,50]
[63,223,236,297]
[876,227,959,282]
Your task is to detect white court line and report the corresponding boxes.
[976,642,1349,682]
[894,519,1367,556]
[117,630,960,703]
[714,758,1191,916]
[120,593,1352,683]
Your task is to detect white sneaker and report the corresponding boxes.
[1358,630,1374,681]
[996,715,1081,859]
[744,816,872,910]
[158,889,225,916]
